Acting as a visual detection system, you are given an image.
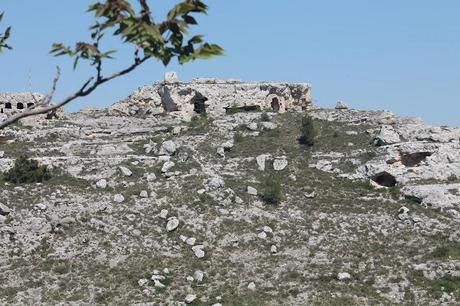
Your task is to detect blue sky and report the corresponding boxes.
[0,1,459,125]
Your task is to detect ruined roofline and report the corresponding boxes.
[155,74,312,87]
[0,92,44,99]
[108,72,314,119]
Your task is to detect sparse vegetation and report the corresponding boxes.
[260,173,282,205]
[2,155,51,184]
[430,275,460,298]
[299,114,315,146]
[429,242,460,260]
[0,108,458,305]
[234,131,245,143]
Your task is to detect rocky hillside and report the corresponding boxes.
[0,106,459,305]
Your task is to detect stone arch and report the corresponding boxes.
[17,102,24,110]
[266,94,285,112]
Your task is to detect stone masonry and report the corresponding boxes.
[0,93,44,115]
[109,72,313,119]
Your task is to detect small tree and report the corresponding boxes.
[0,1,223,129]
[299,115,315,146]
[3,155,51,184]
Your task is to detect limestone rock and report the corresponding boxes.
[159,209,169,219]
[256,154,268,171]
[192,245,205,258]
[401,184,460,210]
[138,279,149,287]
[337,272,351,281]
[258,232,267,239]
[96,179,107,189]
[0,203,11,216]
[273,158,288,171]
[193,270,204,282]
[186,237,196,246]
[335,101,349,110]
[119,166,133,177]
[185,294,197,304]
[374,125,401,146]
[205,176,225,190]
[166,217,180,232]
[161,161,175,173]
[247,122,258,131]
[247,186,258,195]
[114,194,125,203]
[159,140,177,156]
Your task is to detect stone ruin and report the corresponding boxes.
[0,92,66,124]
[109,72,313,119]
[0,93,44,115]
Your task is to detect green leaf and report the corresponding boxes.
[73,56,80,69]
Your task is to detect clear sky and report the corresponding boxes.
[1,1,459,125]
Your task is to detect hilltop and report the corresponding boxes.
[0,87,459,304]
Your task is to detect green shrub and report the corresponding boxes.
[260,174,282,205]
[3,155,51,184]
[234,131,244,143]
[299,115,315,146]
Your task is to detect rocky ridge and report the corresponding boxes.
[0,105,459,305]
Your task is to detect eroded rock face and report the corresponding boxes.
[309,108,460,218]
[109,73,313,119]
[374,125,401,146]
[401,184,460,212]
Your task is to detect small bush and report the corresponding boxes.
[234,131,244,143]
[299,115,315,146]
[260,112,270,122]
[363,151,377,162]
[3,155,51,184]
[260,174,282,205]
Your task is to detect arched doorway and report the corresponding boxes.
[191,92,208,114]
[271,97,280,112]
[17,103,24,110]
[5,102,12,109]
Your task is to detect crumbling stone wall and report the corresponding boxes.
[0,93,44,115]
[109,73,313,118]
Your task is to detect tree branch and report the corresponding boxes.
[138,0,152,24]
[0,56,148,129]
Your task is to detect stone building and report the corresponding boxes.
[0,93,44,115]
[109,72,313,118]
